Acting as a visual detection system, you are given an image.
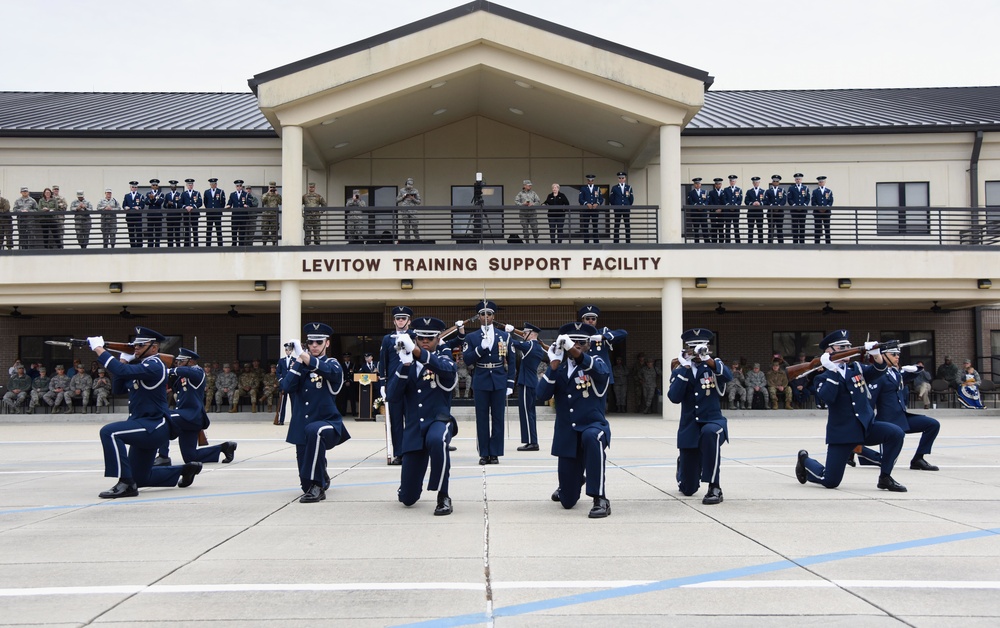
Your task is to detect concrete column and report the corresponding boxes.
[661,277,683,419]
[281,125,304,246]
[659,124,682,244]
[280,281,302,347]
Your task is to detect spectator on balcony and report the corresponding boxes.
[578,174,602,244]
[70,190,93,249]
[345,189,366,243]
[261,182,282,246]
[764,174,787,244]
[203,178,226,247]
[811,175,834,244]
[12,187,37,250]
[514,180,541,243]
[707,177,725,243]
[122,181,143,248]
[744,177,766,244]
[142,179,165,248]
[181,178,201,247]
[51,185,68,248]
[38,188,62,249]
[395,178,420,241]
[542,183,570,244]
[0,188,11,250]
[227,180,249,247]
[610,171,634,244]
[787,173,809,244]
[686,177,709,243]
[721,175,742,244]
[97,188,119,248]
[163,180,183,248]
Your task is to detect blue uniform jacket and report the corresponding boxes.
[181,190,202,210]
[536,353,611,457]
[609,183,634,206]
[170,365,209,431]
[380,330,415,390]
[279,354,347,446]
[813,361,886,445]
[745,187,766,207]
[387,348,457,454]
[707,187,724,206]
[787,184,810,206]
[510,338,546,387]
[667,359,732,448]
[141,190,164,210]
[100,352,169,426]
[462,327,516,391]
[203,188,226,209]
[869,367,920,432]
[578,184,604,206]
[721,186,743,206]
[586,327,627,383]
[122,191,143,211]
[227,190,247,209]
[763,186,786,206]
[686,188,707,205]
[276,355,294,380]
[811,187,834,207]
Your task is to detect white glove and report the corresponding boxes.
[864,341,878,351]
[87,336,105,350]
[380,386,386,398]
[677,350,692,368]
[589,334,603,343]
[556,334,574,351]
[505,324,514,333]
[547,344,564,362]
[481,336,491,349]
[901,365,919,373]
[455,320,465,329]
[119,353,136,363]
[506,387,513,396]
[291,339,304,356]
[820,352,845,377]
[399,351,414,365]
[868,347,881,357]
[396,333,415,353]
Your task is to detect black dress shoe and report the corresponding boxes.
[910,457,939,471]
[448,445,457,451]
[220,441,238,464]
[702,486,723,505]
[516,443,540,451]
[479,456,489,465]
[389,456,402,466]
[489,456,499,464]
[551,488,561,502]
[323,471,331,490]
[877,474,907,492]
[178,461,203,488]
[300,484,326,503]
[99,481,138,499]
[153,455,171,467]
[795,450,809,484]
[434,494,453,516]
[846,453,856,467]
[588,496,611,518]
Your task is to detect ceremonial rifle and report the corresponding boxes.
[46,339,175,367]
[784,339,925,380]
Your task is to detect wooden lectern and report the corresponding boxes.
[355,373,378,420]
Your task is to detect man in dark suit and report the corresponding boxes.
[337,352,357,417]
[462,300,516,465]
[686,177,708,243]
[609,171,634,244]
[203,178,225,247]
[763,175,786,243]
[142,179,164,247]
[163,180,184,247]
[122,181,143,248]
[787,172,809,244]
[811,175,834,244]
[744,176,766,244]
[227,179,247,247]
[720,175,742,243]
[706,178,725,243]
[578,174,603,244]
[180,178,201,247]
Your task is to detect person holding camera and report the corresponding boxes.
[345,189,366,242]
[395,177,421,240]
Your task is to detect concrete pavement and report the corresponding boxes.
[1,410,999,626]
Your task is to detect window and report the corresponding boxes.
[990,330,1000,379]
[876,182,930,235]
[237,334,281,365]
[985,181,1000,207]
[773,331,824,363]
[879,330,934,371]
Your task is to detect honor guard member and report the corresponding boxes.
[745,177,766,243]
[794,330,908,492]
[122,181,143,248]
[380,306,414,464]
[721,174,743,243]
[227,180,248,247]
[180,178,201,247]
[706,177,725,243]
[302,182,326,245]
[462,300,516,465]
[763,175,787,243]
[536,322,612,518]
[260,182,282,245]
[686,177,709,243]
[505,322,546,451]
[394,177,421,240]
[88,327,202,498]
[578,174,603,244]
[203,178,225,246]
[667,328,732,505]
[280,323,350,503]
[163,180,183,247]
[160,348,237,465]
[97,188,119,248]
[28,366,50,413]
[70,190,93,249]
[387,316,459,516]
[787,173,809,244]
[274,342,296,426]
[578,305,628,395]
[142,179,164,247]
[867,345,941,471]
[610,171,634,244]
[811,175,834,244]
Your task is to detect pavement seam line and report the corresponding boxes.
[481,464,494,627]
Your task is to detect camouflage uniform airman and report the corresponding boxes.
[302,183,326,245]
[345,190,366,242]
[203,365,217,410]
[43,366,72,412]
[260,182,281,246]
[67,371,93,412]
[513,181,541,243]
[638,358,658,414]
[13,188,39,249]
[28,368,50,412]
[261,365,279,412]
[395,178,421,240]
[238,362,261,412]
[92,368,112,408]
[3,367,31,411]
[52,186,68,249]
[96,189,119,248]
[70,191,94,249]
[0,191,11,250]
[215,364,238,412]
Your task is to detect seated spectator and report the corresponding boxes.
[957,359,985,410]
[744,362,768,409]
[3,365,31,411]
[911,361,933,409]
[766,361,792,409]
[67,369,93,413]
[790,373,811,409]
[936,356,960,389]
[961,359,981,386]
[728,362,748,409]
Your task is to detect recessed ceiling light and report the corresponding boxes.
[607,140,624,148]
[620,115,638,124]
[430,81,447,89]
[514,80,531,89]
[433,108,447,116]
[321,118,337,125]
[509,107,524,115]
[334,142,350,149]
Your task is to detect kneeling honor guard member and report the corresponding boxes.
[166,347,237,465]
[536,322,612,518]
[387,317,459,516]
[281,323,351,503]
[88,327,201,498]
[667,328,731,505]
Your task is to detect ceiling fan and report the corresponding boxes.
[8,306,36,319]
[927,301,957,315]
[119,306,145,319]
[228,304,252,318]
[819,301,848,315]
[713,302,744,315]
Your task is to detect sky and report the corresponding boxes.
[4,0,1000,93]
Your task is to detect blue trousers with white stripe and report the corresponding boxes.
[677,422,725,496]
[100,417,183,487]
[517,383,538,445]
[804,421,905,488]
[299,420,347,492]
[556,426,608,508]
[398,421,452,506]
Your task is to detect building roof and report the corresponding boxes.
[1,87,998,138]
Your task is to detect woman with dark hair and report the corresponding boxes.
[37,187,60,249]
